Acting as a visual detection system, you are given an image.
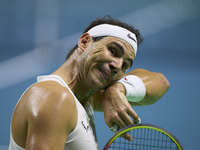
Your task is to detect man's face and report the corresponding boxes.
[78,36,135,91]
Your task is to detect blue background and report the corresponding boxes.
[0,0,200,149]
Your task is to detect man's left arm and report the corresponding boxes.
[125,68,170,106]
[92,68,170,130]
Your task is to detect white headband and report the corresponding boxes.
[87,24,138,54]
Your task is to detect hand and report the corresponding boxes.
[102,82,139,141]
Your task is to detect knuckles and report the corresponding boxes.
[105,112,119,124]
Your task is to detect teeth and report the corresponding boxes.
[100,69,108,79]
[103,72,108,79]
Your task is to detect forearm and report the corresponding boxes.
[126,68,170,105]
[93,68,170,111]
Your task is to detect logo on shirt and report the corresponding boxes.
[81,121,89,131]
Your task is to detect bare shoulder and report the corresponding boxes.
[27,81,76,107]
[12,81,77,148]
[26,81,77,125]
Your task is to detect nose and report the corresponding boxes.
[109,58,123,73]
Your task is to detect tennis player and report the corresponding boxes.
[9,16,170,150]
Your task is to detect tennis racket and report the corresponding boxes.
[104,123,183,150]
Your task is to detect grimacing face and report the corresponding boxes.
[78,36,135,91]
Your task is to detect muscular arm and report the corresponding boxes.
[93,68,170,111]
[12,82,77,150]
[126,68,170,106]
[92,68,170,139]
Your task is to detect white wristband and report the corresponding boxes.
[117,75,146,102]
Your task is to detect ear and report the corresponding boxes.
[78,33,92,51]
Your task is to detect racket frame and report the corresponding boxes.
[103,123,183,150]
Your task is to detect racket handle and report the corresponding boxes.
[134,118,141,124]
[110,118,141,133]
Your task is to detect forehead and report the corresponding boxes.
[97,36,136,57]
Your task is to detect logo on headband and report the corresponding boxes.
[127,33,137,43]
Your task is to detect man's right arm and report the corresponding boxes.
[25,83,77,150]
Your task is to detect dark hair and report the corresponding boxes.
[66,15,143,60]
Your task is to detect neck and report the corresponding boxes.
[52,51,95,106]
[70,75,95,106]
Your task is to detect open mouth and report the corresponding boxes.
[98,68,109,80]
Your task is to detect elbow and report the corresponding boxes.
[159,73,170,92]
[136,72,170,106]
[152,73,170,101]
[146,73,170,104]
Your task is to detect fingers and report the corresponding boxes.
[127,106,139,121]
[108,106,141,140]
[109,123,133,141]
[106,109,133,129]
[117,111,133,127]
[116,105,139,127]
[106,105,140,128]
[121,133,133,141]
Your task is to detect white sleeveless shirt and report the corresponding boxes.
[9,75,99,150]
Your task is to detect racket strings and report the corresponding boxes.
[108,128,180,150]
